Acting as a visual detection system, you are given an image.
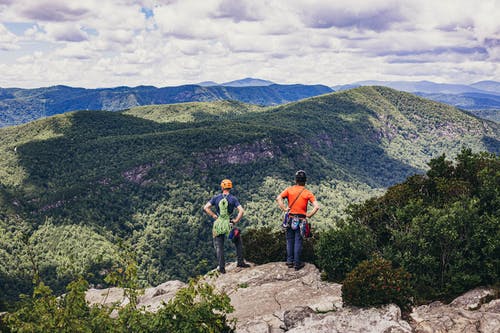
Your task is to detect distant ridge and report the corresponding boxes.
[332,80,500,117]
[333,80,499,95]
[0,82,331,127]
[196,78,276,87]
[470,81,500,94]
[196,81,218,87]
[220,77,275,87]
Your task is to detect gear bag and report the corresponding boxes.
[213,195,231,237]
[300,220,312,238]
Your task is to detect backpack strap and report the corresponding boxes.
[288,187,306,211]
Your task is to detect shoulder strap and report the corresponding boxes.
[288,187,306,210]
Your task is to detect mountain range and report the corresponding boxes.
[333,80,500,95]
[0,81,331,128]
[1,78,499,129]
[1,86,498,307]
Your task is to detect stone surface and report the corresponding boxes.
[85,286,129,308]
[86,280,186,312]
[449,287,497,310]
[85,262,500,333]
[410,287,500,333]
[285,304,412,333]
[204,262,342,331]
[138,280,187,312]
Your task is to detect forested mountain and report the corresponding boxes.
[0,83,332,128]
[0,86,498,309]
[333,80,500,95]
[333,80,500,121]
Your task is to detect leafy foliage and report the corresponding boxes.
[4,265,235,333]
[346,149,500,301]
[342,255,413,312]
[5,278,113,333]
[315,221,376,282]
[243,226,315,265]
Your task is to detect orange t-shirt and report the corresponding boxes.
[279,185,316,215]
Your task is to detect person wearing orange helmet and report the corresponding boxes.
[276,170,320,270]
[203,178,250,274]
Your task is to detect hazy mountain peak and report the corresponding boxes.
[470,80,500,94]
[220,77,275,87]
[196,81,219,86]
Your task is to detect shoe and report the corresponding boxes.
[286,262,294,268]
[294,262,305,271]
[237,262,250,268]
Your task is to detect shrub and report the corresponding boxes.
[5,263,235,332]
[243,226,285,264]
[243,226,316,265]
[342,256,413,312]
[344,150,500,302]
[315,221,376,282]
[152,278,235,333]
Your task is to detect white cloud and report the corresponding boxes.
[0,0,499,88]
[43,22,89,42]
[0,23,19,50]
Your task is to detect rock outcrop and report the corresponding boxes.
[410,287,500,333]
[85,262,500,332]
[86,280,186,313]
[205,262,343,332]
[283,304,412,333]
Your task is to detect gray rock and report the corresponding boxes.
[204,262,342,331]
[410,287,500,333]
[285,304,412,333]
[85,287,129,308]
[449,287,497,310]
[283,306,316,330]
[85,280,186,312]
[138,280,186,312]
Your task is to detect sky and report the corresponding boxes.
[0,0,499,88]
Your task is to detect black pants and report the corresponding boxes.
[213,234,244,270]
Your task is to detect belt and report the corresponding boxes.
[289,214,306,218]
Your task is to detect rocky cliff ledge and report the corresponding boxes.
[86,262,500,332]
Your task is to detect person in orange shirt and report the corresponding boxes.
[276,170,320,270]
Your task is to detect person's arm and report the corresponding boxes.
[232,205,244,224]
[306,200,320,218]
[276,194,288,212]
[203,201,218,219]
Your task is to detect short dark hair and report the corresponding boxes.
[295,170,307,184]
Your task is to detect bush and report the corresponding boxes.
[344,150,500,302]
[5,262,235,333]
[342,256,413,312]
[243,226,316,265]
[243,226,285,264]
[315,221,376,282]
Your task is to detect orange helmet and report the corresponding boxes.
[220,179,233,189]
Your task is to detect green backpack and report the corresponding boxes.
[212,195,231,237]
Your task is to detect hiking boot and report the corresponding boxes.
[237,262,250,268]
[294,262,305,271]
[286,262,294,268]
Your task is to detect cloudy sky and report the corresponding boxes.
[0,0,499,88]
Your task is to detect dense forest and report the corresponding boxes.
[0,86,498,310]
